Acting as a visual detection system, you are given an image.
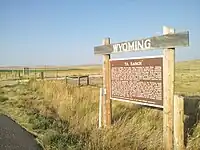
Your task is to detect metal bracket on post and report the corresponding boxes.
[103,88,106,95]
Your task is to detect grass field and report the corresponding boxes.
[0,60,200,150]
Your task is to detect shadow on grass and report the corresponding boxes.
[182,95,200,147]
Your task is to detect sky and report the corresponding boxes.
[0,0,199,66]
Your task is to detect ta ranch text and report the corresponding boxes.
[124,61,143,66]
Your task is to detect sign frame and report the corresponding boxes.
[109,55,164,109]
[94,26,189,149]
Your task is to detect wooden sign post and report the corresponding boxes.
[163,26,175,150]
[94,26,189,149]
[102,38,112,126]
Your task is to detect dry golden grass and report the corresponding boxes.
[27,80,164,149]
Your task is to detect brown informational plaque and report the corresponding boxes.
[110,56,163,108]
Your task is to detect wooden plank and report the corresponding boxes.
[174,95,185,150]
[163,26,175,150]
[102,38,112,126]
[67,76,79,79]
[67,75,89,79]
[80,75,89,78]
[94,31,189,54]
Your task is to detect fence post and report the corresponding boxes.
[174,95,185,150]
[56,69,58,78]
[18,71,21,79]
[163,26,175,150]
[66,76,68,84]
[41,72,44,80]
[15,71,17,79]
[87,76,89,85]
[78,76,80,86]
[35,68,37,79]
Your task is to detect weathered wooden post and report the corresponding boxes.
[102,38,112,126]
[174,95,185,150]
[78,76,80,86]
[18,70,21,79]
[65,76,68,84]
[86,75,89,85]
[14,71,17,79]
[163,26,175,150]
[23,68,24,76]
[41,72,44,80]
[11,69,14,79]
[34,68,37,79]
